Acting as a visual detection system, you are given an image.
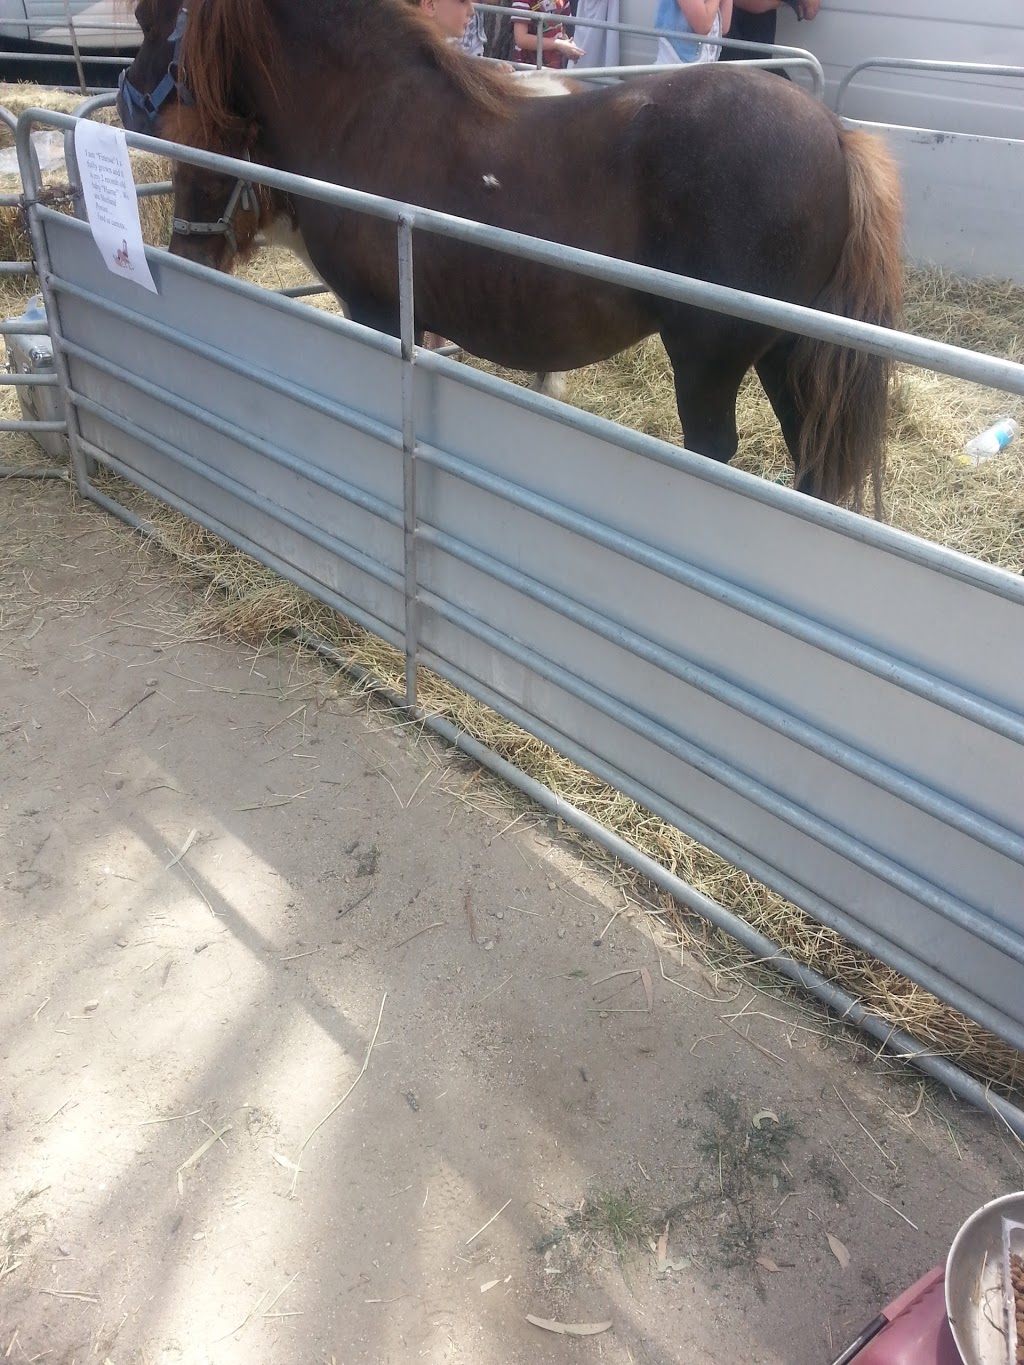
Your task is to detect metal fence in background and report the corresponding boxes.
[0,102,68,474]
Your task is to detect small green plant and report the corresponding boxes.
[579,1188,651,1258]
[694,1088,799,1268]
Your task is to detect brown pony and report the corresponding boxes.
[120,0,904,509]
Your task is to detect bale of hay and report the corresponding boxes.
[0,83,88,144]
[0,83,173,262]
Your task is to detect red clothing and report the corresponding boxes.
[511,0,573,68]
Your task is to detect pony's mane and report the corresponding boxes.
[180,0,516,146]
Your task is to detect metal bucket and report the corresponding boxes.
[945,1191,1024,1365]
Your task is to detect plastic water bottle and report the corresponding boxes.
[961,418,1019,465]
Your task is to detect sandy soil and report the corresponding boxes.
[2,479,1022,1365]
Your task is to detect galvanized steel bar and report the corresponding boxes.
[77,438,405,652]
[58,333,402,527]
[416,522,1024,864]
[0,420,67,433]
[276,283,330,299]
[398,214,420,709]
[419,590,1024,965]
[836,57,1024,117]
[12,133,90,494]
[1,319,54,336]
[298,625,1024,1133]
[24,111,1024,403]
[2,52,130,66]
[525,60,822,83]
[473,0,826,95]
[413,640,1024,1051]
[0,372,59,386]
[416,442,1024,743]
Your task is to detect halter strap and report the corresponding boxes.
[171,171,258,257]
[116,4,190,136]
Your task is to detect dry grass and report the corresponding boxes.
[0,83,173,262]
[2,229,1022,1098]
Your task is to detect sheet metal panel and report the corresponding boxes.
[847,120,1024,283]
[39,208,1024,1048]
[44,212,407,640]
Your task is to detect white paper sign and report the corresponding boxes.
[74,120,158,294]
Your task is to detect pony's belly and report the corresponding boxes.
[444,304,653,375]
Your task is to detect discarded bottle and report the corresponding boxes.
[961,417,1019,465]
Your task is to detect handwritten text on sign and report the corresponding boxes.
[73,120,157,294]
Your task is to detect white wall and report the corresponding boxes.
[619,0,1024,139]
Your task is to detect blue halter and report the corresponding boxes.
[117,5,191,138]
[116,3,257,257]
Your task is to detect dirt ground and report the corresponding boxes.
[2,479,1023,1365]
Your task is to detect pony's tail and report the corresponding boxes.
[788,125,904,516]
[180,0,278,145]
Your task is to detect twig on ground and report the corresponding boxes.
[466,1198,512,1246]
[290,993,387,1195]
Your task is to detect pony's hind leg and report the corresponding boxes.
[661,331,747,466]
[753,337,814,495]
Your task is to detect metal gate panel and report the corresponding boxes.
[415,370,1024,777]
[43,211,408,642]
[31,178,1024,1049]
[846,120,1024,283]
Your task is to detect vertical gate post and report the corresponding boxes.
[397,213,420,709]
[15,112,94,495]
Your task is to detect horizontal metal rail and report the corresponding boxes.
[412,641,1024,1051]
[53,295,1024,869]
[1,319,52,336]
[50,295,1024,965]
[0,371,58,385]
[511,57,823,85]
[78,437,403,653]
[473,0,826,96]
[276,283,331,299]
[836,57,1024,116]
[18,108,1024,1115]
[296,626,1024,1141]
[25,111,1024,409]
[0,16,136,32]
[0,52,131,66]
[0,419,66,433]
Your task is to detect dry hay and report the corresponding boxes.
[0,83,173,262]
[2,244,1022,1101]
